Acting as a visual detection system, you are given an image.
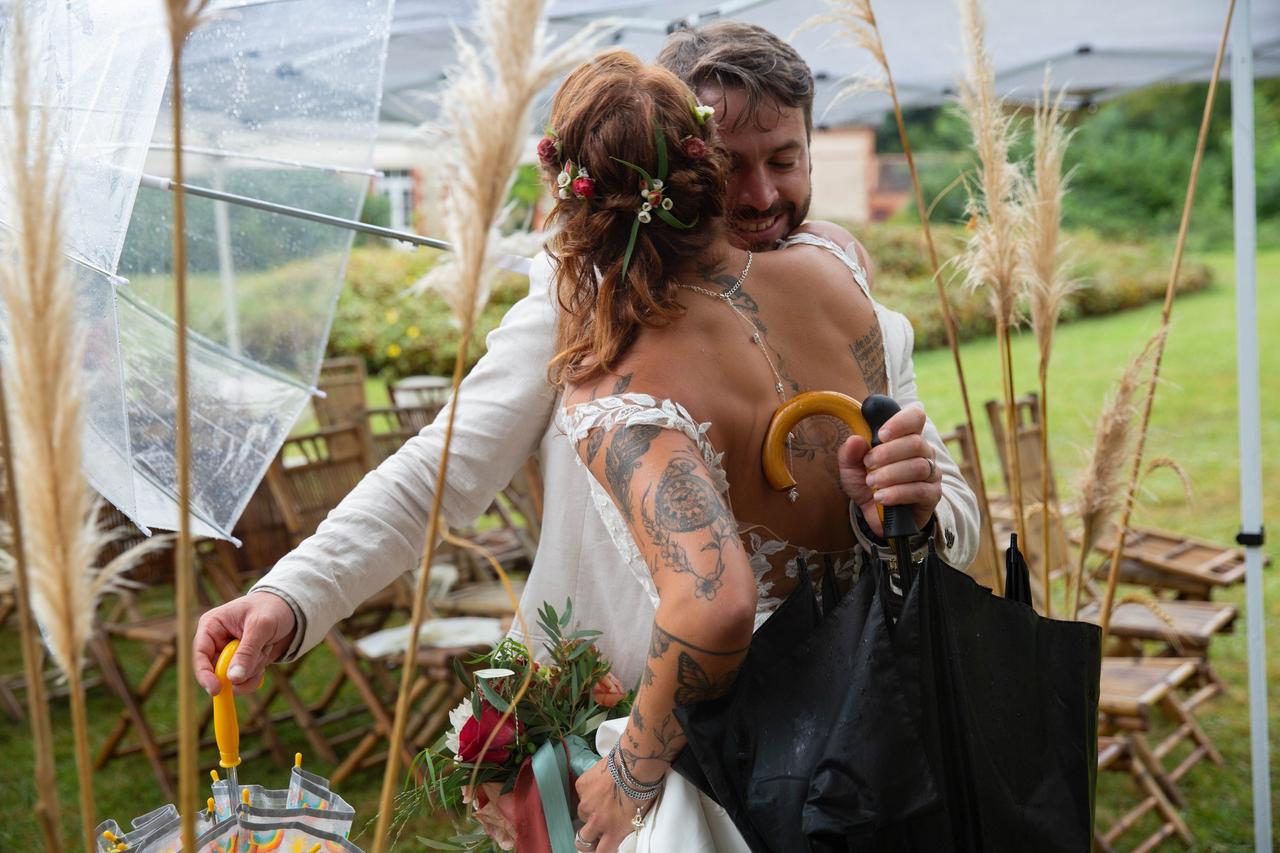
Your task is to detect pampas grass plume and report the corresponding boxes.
[795,1,890,110]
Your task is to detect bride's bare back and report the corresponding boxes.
[564,232,882,602]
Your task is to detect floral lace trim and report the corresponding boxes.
[558,394,866,625]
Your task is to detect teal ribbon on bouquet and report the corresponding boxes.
[514,736,599,853]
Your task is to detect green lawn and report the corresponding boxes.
[0,249,1276,850]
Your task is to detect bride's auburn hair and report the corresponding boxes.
[544,50,729,385]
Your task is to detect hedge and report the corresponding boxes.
[327,225,1212,376]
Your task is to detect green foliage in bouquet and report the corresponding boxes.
[396,601,631,850]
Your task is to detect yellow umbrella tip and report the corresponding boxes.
[241,788,251,805]
[210,769,220,783]
[295,752,303,768]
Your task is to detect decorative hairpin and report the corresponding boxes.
[556,161,595,200]
[692,101,714,126]
[611,122,697,282]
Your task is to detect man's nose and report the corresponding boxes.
[733,165,779,214]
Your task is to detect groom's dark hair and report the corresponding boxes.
[656,21,815,139]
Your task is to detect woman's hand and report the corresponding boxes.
[574,759,652,852]
[838,402,940,536]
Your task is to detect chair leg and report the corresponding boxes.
[89,635,176,801]
[94,643,175,770]
[1128,731,1187,810]
[1157,693,1223,775]
[269,665,340,765]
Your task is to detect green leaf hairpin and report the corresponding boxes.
[611,122,697,283]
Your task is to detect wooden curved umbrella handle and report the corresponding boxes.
[763,391,873,491]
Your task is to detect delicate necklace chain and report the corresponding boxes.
[677,251,799,502]
[679,251,752,303]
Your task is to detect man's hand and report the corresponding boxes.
[837,402,941,537]
[194,591,296,696]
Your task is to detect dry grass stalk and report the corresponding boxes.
[371,5,608,848]
[162,2,211,847]
[0,11,62,849]
[1067,329,1162,619]
[1098,0,1236,643]
[1142,456,1194,505]
[1,6,171,848]
[955,0,1030,563]
[1023,68,1076,614]
[801,0,1004,590]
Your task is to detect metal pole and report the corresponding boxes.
[1229,1,1271,848]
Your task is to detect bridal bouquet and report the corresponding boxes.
[410,601,633,851]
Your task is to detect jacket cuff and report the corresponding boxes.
[849,504,938,566]
[249,586,307,663]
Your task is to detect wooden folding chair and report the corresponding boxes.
[91,524,288,796]
[1079,598,1236,712]
[364,403,445,464]
[388,374,454,409]
[1094,734,1193,852]
[939,423,1004,593]
[1099,657,1224,820]
[325,617,500,785]
[985,392,1261,603]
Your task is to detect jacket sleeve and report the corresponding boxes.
[252,253,560,658]
[848,310,980,573]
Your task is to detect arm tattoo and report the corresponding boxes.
[630,703,645,732]
[585,428,605,465]
[612,372,633,394]
[650,623,751,659]
[674,652,736,705]
[655,458,723,531]
[604,423,661,522]
[851,325,888,396]
[620,712,683,780]
[641,476,738,601]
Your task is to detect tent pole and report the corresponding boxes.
[1229,0,1271,848]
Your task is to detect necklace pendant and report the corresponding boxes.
[632,808,645,831]
[751,333,761,345]
[788,487,799,504]
[775,382,784,395]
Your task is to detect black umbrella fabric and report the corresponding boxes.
[674,394,1101,852]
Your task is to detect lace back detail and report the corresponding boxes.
[779,232,871,300]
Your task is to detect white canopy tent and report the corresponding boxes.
[375,1,1278,847]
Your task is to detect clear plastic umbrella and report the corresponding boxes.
[0,0,395,540]
[95,639,365,852]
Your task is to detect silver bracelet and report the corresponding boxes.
[606,748,660,801]
[610,744,662,793]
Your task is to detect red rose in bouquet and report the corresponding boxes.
[458,703,519,765]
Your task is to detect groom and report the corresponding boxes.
[194,21,979,696]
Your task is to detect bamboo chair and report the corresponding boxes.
[314,357,371,462]
[1097,656,1224,841]
[1094,734,1193,852]
[984,392,1260,601]
[938,424,1008,594]
[91,521,288,796]
[325,616,500,786]
[364,403,446,464]
[262,424,399,756]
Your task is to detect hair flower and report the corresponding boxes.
[692,102,714,125]
[571,175,595,199]
[682,135,707,159]
[556,166,571,189]
[637,209,652,223]
[537,135,560,166]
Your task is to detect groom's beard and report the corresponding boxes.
[728,191,812,252]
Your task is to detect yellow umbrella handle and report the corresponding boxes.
[763,392,878,519]
[213,640,242,769]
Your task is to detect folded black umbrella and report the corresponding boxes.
[674,395,1101,852]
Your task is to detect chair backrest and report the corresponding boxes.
[267,424,373,543]
[364,404,444,463]
[984,393,1057,503]
[388,375,453,409]
[314,357,368,429]
[940,424,1000,590]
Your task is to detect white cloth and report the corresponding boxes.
[596,718,751,853]
[252,240,980,688]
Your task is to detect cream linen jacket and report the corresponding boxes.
[252,247,979,687]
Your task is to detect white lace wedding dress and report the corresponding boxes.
[558,234,879,851]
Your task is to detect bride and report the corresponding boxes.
[544,51,943,852]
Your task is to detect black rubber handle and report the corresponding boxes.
[861,394,921,540]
